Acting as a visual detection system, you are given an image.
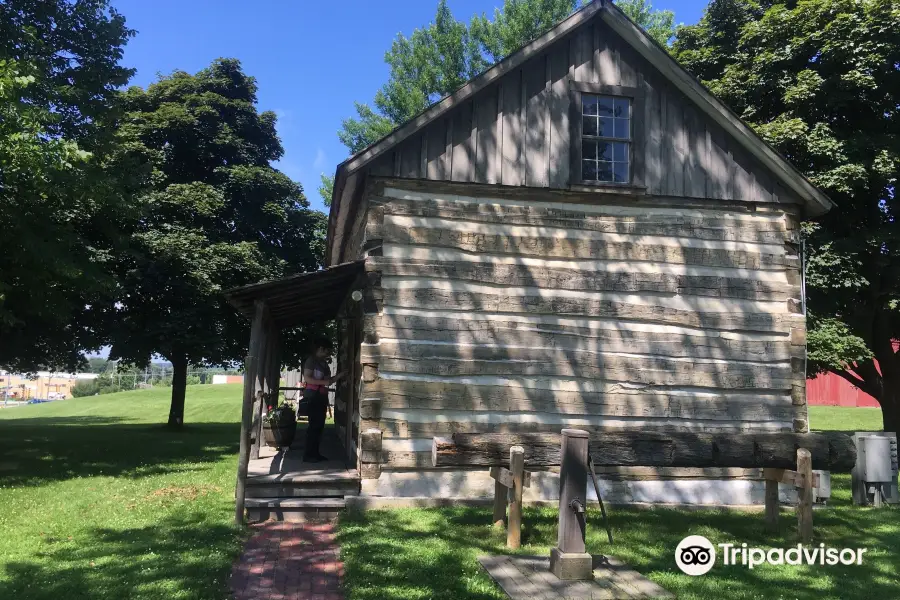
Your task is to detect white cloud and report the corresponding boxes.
[312,148,327,171]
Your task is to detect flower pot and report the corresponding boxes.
[263,421,297,450]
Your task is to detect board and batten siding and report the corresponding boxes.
[366,18,798,207]
[355,182,807,474]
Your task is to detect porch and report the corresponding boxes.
[226,261,368,523]
[244,424,361,522]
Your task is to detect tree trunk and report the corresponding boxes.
[880,388,900,434]
[168,356,188,428]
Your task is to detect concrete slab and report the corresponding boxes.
[479,554,673,600]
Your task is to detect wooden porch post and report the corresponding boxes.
[250,317,276,461]
[235,300,268,525]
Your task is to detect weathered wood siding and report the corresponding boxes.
[367,18,799,207]
[357,181,807,473]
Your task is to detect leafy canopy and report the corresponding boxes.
[0,0,136,373]
[107,59,326,422]
[674,0,900,430]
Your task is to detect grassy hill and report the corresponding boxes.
[0,384,244,600]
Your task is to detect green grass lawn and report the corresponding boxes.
[2,388,896,600]
[338,407,898,600]
[0,385,245,600]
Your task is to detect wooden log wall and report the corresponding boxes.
[366,18,800,208]
[355,181,807,475]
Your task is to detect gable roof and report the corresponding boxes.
[327,0,832,262]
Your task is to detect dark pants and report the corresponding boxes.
[303,389,328,459]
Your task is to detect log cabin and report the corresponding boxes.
[248,0,836,509]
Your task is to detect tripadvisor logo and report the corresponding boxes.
[675,535,868,576]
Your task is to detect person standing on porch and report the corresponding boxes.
[302,337,344,462]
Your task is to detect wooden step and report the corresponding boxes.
[246,497,347,509]
[245,497,347,523]
[245,484,358,498]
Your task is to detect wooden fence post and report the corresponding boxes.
[797,448,813,543]
[507,445,525,549]
[765,478,779,531]
[492,478,507,528]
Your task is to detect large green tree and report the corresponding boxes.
[0,0,136,373]
[108,59,326,426]
[674,0,900,432]
[323,0,675,204]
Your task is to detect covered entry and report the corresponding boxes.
[226,261,366,522]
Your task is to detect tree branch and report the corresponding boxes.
[831,364,881,401]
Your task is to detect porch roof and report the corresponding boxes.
[225,260,365,327]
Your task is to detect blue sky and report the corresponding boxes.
[113,0,707,213]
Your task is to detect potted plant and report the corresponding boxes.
[262,400,297,450]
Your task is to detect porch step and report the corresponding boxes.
[245,468,360,499]
[246,485,358,498]
[245,497,347,523]
[246,497,347,509]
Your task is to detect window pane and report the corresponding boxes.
[582,160,597,181]
[613,142,629,162]
[582,139,596,160]
[613,161,629,183]
[614,118,630,139]
[614,97,630,118]
[598,161,613,182]
[598,117,614,137]
[582,95,598,116]
[596,141,613,161]
[583,115,598,136]
[597,96,615,116]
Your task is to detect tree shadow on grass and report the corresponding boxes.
[0,512,243,600]
[0,417,239,487]
[338,501,899,600]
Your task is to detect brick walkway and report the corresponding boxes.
[230,522,345,600]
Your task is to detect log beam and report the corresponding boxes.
[431,431,856,472]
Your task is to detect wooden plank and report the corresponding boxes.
[666,92,686,196]
[614,35,637,88]
[490,466,532,489]
[684,105,707,198]
[382,288,799,333]
[765,477,780,531]
[548,44,570,189]
[373,259,795,302]
[644,72,663,196]
[376,415,796,438]
[500,71,524,186]
[524,56,548,187]
[732,142,756,202]
[573,25,592,82]
[432,431,858,471]
[378,197,790,244]
[425,120,449,180]
[507,446,524,549]
[451,102,475,182]
[366,414,791,439]
[371,327,793,363]
[381,224,787,269]
[475,86,500,184]
[365,338,792,374]
[797,448,813,543]
[492,477,506,527]
[362,378,796,420]
[399,136,421,179]
[363,352,791,392]
[596,24,619,85]
[706,122,730,200]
